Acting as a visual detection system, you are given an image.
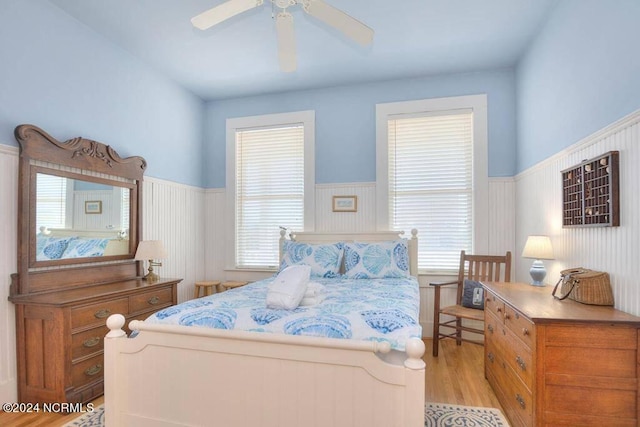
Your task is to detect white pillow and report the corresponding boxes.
[267,265,311,310]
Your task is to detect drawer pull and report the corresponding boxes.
[84,364,102,376]
[516,355,527,371]
[496,307,502,313]
[147,296,161,305]
[487,324,494,333]
[487,352,495,363]
[83,337,100,348]
[515,393,526,409]
[522,327,529,336]
[94,309,111,319]
[515,312,520,319]
[504,313,510,320]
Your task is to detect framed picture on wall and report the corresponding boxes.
[332,195,357,212]
[85,200,102,214]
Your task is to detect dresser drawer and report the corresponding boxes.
[504,305,536,350]
[485,290,505,321]
[72,325,108,360]
[71,298,129,329]
[502,326,534,391]
[486,310,533,390]
[72,354,104,389]
[486,345,533,427]
[129,287,173,315]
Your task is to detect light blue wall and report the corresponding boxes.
[517,0,640,173]
[205,69,516,187]
[0,0,204,187]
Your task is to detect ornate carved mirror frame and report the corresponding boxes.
[10,125,146,296]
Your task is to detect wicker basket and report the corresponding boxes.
[552,268,614,306]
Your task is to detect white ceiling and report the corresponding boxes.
[48,0,558,100]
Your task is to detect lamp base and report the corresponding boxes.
[529,259,547,286]
[142,260,161,283]
[142,271,160,282]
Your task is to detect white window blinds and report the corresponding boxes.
[36,173,68,231]
[388,110,473,271]
[235,124,305,269]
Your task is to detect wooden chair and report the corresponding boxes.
[430,250,511,357]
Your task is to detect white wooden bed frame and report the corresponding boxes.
[104,230,425,427]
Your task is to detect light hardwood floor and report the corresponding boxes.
[0,339,502,426]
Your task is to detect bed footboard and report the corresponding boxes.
[104,314,425,427]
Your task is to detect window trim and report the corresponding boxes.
[375,94,488,273]
[225,110,315,271]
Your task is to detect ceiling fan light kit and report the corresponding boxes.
[191,0,374,72]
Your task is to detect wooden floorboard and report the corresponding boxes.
[424,338,504,409]
[1,339,502,425]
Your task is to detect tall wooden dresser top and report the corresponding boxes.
[482,281,640,427]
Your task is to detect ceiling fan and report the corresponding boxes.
[191,0,374,72]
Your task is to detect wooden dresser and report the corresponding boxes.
[8,125,181,404]
[10,277,180,404]
[483,281,640,427]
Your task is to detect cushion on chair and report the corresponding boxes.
[461,279,485,310]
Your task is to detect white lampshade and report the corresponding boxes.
[522,235,554,260]
[135,240,168,261]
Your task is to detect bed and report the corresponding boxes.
[104,230,425,427]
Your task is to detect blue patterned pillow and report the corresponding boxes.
[36,237,77,260]
[279,241,344,278]
[343,240,410,279]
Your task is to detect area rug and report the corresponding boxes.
[425,402,510,427]
[63,404,104,427]
[66,402,509,426]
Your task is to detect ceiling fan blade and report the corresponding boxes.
[191,0,263,30]
[302,0,374,46]
[276,12,297,72]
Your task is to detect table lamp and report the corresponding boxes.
[135,240,168,282]
[522,235,554,286]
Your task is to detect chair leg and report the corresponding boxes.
[432,286,441,357]
[455,318,462,346]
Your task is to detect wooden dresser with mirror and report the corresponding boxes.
[8,125,181,404]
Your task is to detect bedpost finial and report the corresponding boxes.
[106,314,127,338]
[411,228,418,238]
[404,337,425,369]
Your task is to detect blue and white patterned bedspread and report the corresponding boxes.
[146,276,421,351]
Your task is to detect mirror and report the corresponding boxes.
[34,171,133,261]
[12,124,146,295]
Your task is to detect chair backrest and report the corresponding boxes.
[456,250,512,305]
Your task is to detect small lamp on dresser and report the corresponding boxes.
[522,235,554,286]
[135,240,168,282]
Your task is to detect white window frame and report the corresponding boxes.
[375,94,488,274]
[225,110,315,271]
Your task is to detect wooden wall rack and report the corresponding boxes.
[561,151,619,227]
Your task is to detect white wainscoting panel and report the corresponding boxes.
[515,109,640,316]
[0,145,18,403]
[142,177,206,304]
[315,183,377,232]
[204,188,226,284]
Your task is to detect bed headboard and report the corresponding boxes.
[279,229,419,277]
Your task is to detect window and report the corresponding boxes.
[226,111,315,270]
[376,95,488,273]
[36,173,68,231]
